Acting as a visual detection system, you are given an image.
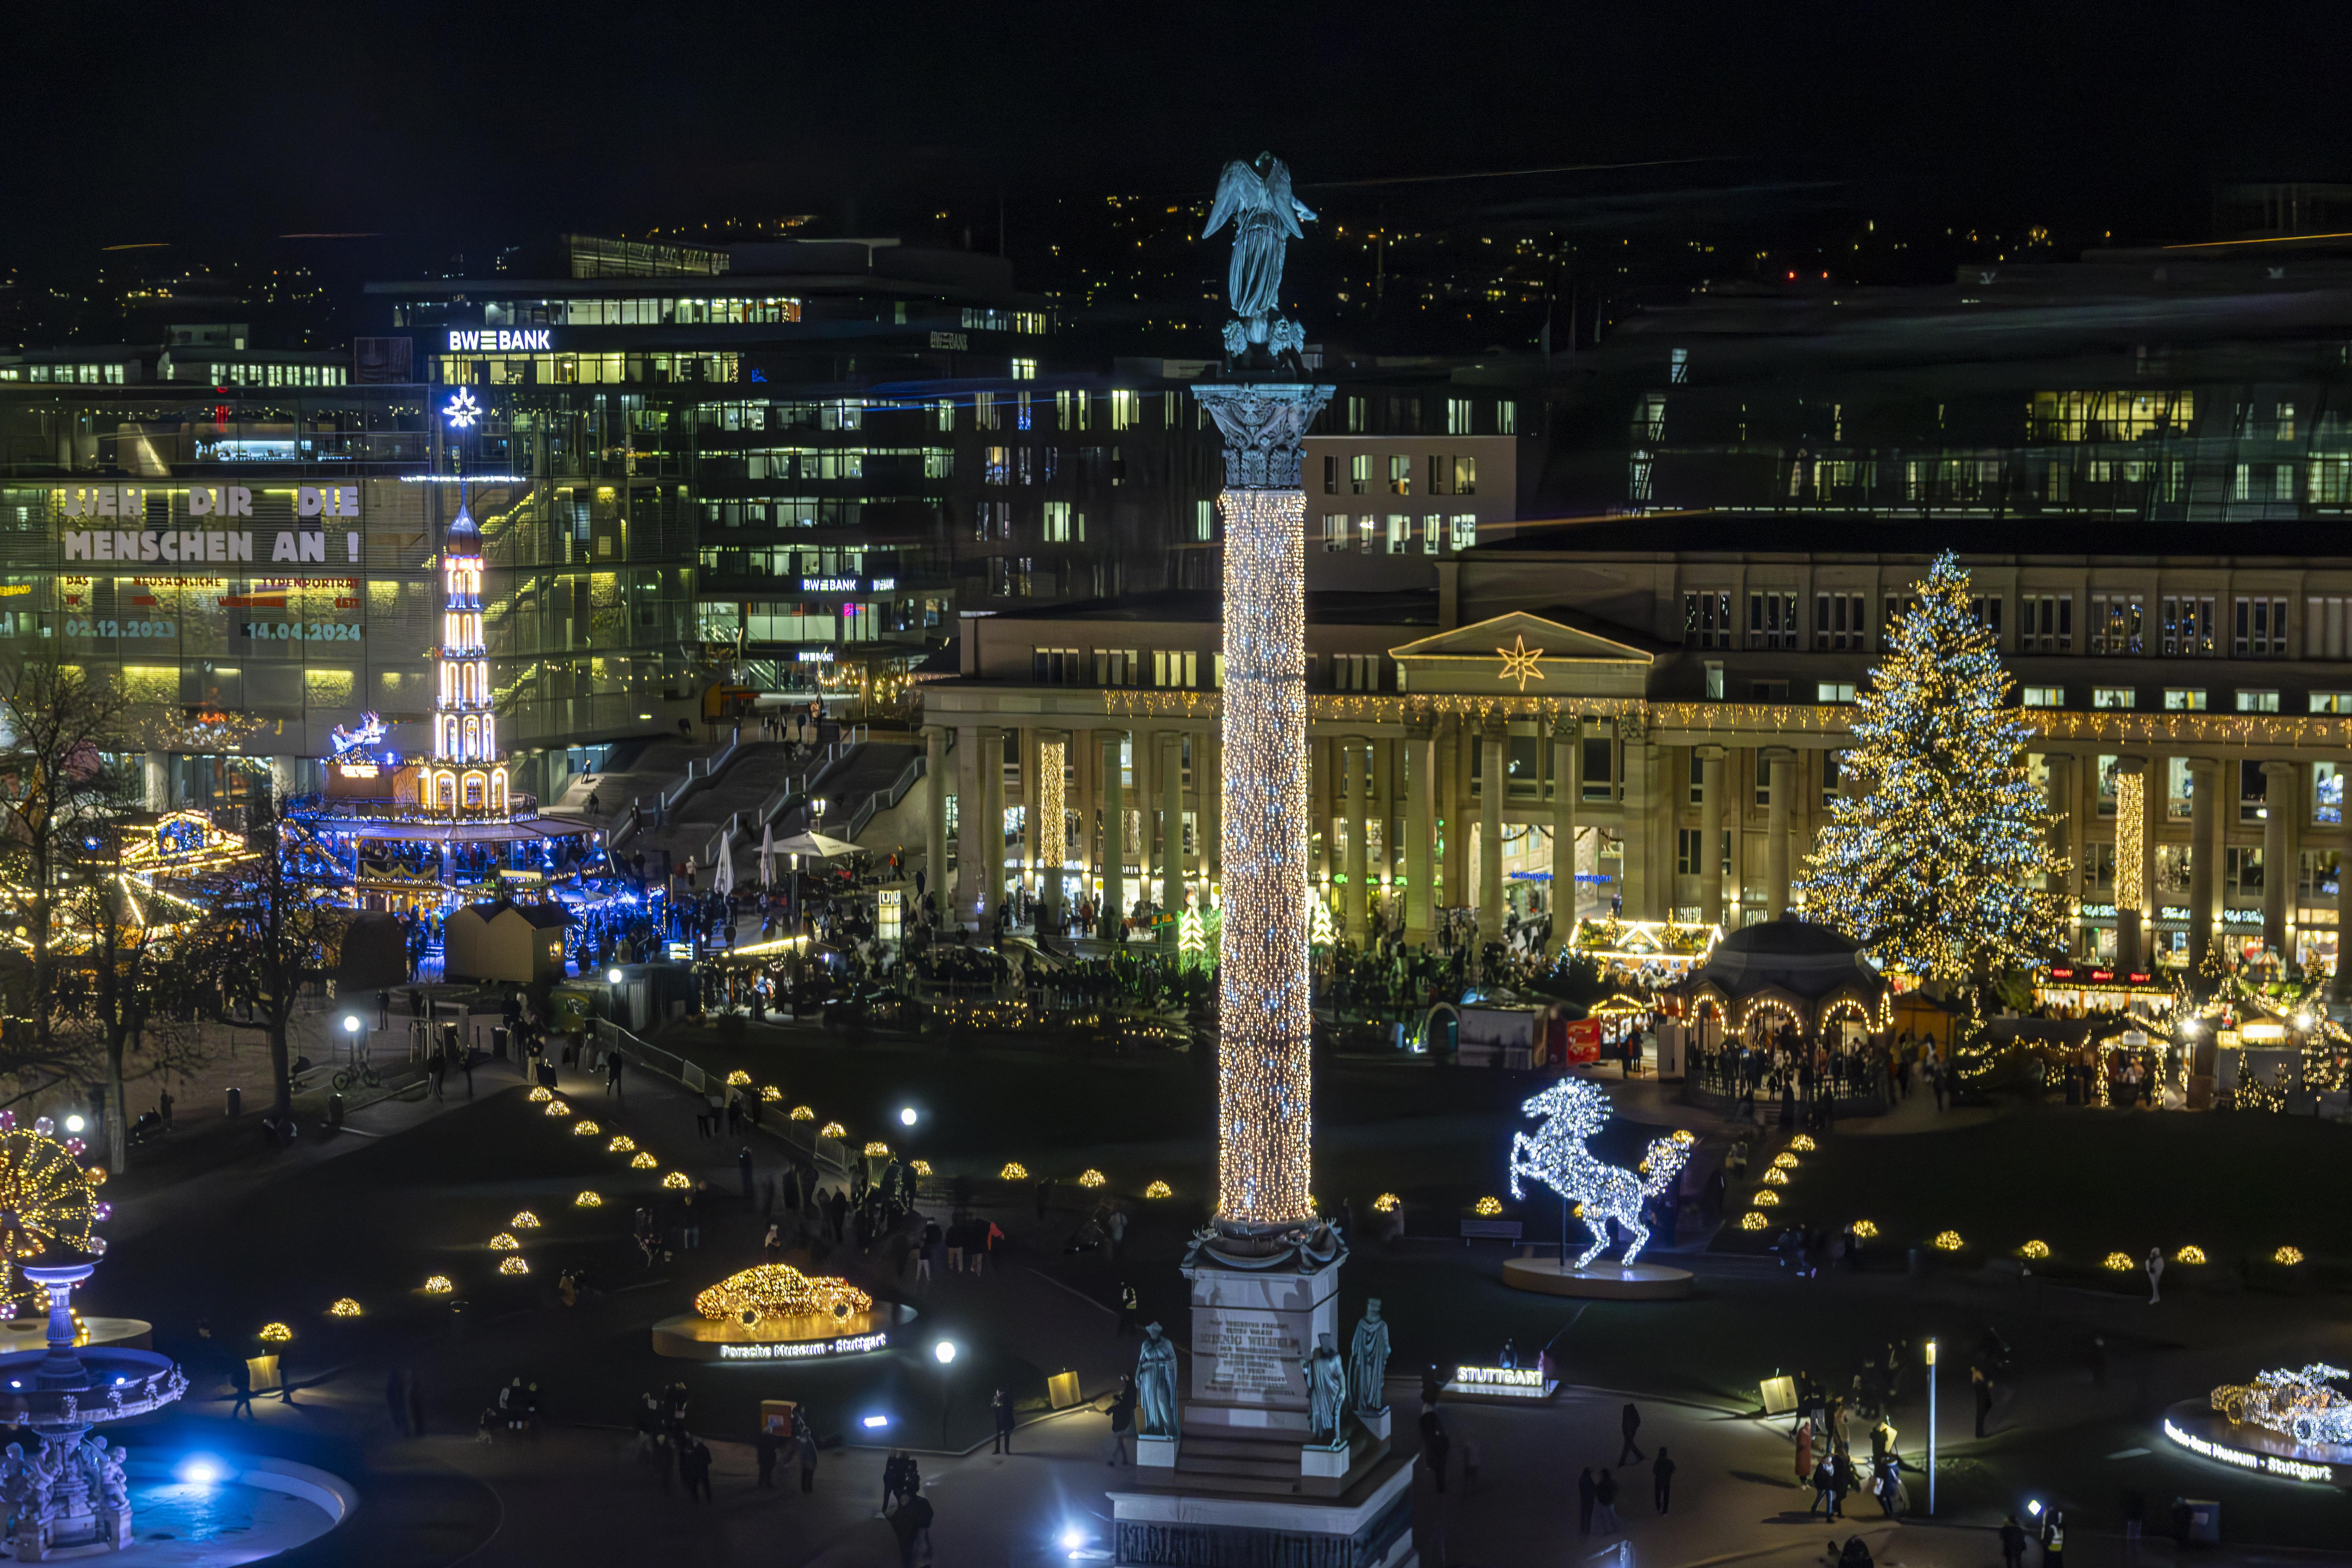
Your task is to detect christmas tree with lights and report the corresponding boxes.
[1794,552,2069,985]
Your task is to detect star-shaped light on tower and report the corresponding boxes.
[1496,633,1546,691]
[442,387,481,429]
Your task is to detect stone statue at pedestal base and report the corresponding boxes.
[1134,1322,1179,1438]
[1301,1331,1346,1446]
[1348,1299,1391,1414]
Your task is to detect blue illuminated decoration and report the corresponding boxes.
[442,388,481,430]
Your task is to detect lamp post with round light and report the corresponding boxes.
[933,1339,958,1445]
[342,1013,363,1071]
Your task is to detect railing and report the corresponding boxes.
[591,1017,851,1173]
[845,753,925,841]
[609,728,743,851]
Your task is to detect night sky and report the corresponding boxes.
[3,5,2347,263]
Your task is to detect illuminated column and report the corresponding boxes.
[1196,378,1329,1229]
[1036,733,1066,930]
[1137,727,1161,900]
[1697,743,1726,928]
[144,751,168,812]
[1099,728,1127,937]
[2337,768,2352,1000]
[1162,731,1186,906]
[1374,736,1397,916]
[1765,747,1794,919]
[2047,753,2080,957]
[1341,737,1368,940]
[2187,756,2220,974]
[1404,719,1435,945]
[1548,718,1580,954]
[923,726,948,922]
[1435,717,1462,914]
[953,724,983,927]
[1018,727,1040,903]
[1308,736,1331,895]
[1478,719,1506,942]
[2114,757,2147,972]
[2263,759,2294,958]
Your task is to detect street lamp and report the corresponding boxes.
[899,1107,919,1128]
[342,1013,363,1066]
[933,1339,958,1445]
[1924,1337,1937,1516]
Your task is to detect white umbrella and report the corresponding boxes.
[774,829,858,859]
[758,822,776,887]
[715,832,736,896]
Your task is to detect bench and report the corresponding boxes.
[1460,1218,1523,1246]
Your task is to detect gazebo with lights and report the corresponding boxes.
[1668,912,1893,1048]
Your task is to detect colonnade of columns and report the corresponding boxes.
[916,717,2352,979]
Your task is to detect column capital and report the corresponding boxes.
[1761,746,1796,766]
[2260,758,2297,778]
[2184,755,2222,776]
[1479,714,1510,741]
[1403,716,1435,740]
[1550,714,1583,743]
[1694,743,1728,762]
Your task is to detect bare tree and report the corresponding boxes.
[182,793,348,1137]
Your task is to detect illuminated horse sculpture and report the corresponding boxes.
[1507,1078,1695,1269]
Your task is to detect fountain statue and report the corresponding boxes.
[0,1121,184,1556]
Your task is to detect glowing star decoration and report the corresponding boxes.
[423,1276,453,1294]
[1079,1170,1108,1189]
[790,1106,815,1122]
[1741,1212,1769,1230]
[1791,552,2071,983]
[575,1191,603,1208]
[489,1233,520,1251]
[328,1298,361,1319]
[607,1135,637,1153]
[2176,1245,2207,1265]
[2211,1364,2352,1446]
[1371,1193,1401,1213]
[500,1257,529,1276]
[662,1172,691,1190]
[1145,1181,1173,1199]
[2275,1246,2306,1266]
[2020,1240,2051,1260]
[693,1264,871,1328]
[258,1323,292,1344]
[2104,1251,2134,1271]
[509,1211,541,1229]
[1000,1162,1030,1181]
[442,387,481,429]
[573,1120,601,1136]
[1789,1134,1817,1152]
[1495,633,1546,691]
[1850,1220,1879,1240]
[528,1086,551,1102]
[1472,1195,1504,1217]
[631,1152,658,1169]
[1506,1079,1694,1269]
[1932,1230,1964,1251]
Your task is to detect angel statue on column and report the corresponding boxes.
[1203,152,1317,360]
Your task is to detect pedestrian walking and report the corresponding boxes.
[681,1434,714,1502]
[1973,1367,1994,1438]
[1593,1468,1620,1532]
[757,1426,780,1489]
[1419,1406,1449,1494]
[992,1388,1016,1453]
[229,1357,255,1420]
[1106,1380,1134,1466]
[1618,1401,1644,1464]
[2042,1509,2067,1568]
[2000,1516,2029,1568]
[1808,1458,1838,1518]
[1577,1466,1596,1533]
[1653,1446,1675,1513]
[798,1429,819,1493]
[2145,1247,2164,1304]
[1795,1421,1814,1484]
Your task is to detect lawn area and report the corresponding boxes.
[1713,1102,2352,1283]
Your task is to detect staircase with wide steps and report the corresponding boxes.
[1147,1421,1389,1499]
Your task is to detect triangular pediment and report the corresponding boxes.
[1388,611,1651,697]
[1388,611,1652,664]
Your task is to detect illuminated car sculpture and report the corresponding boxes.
[2211,1363,2352,1447]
